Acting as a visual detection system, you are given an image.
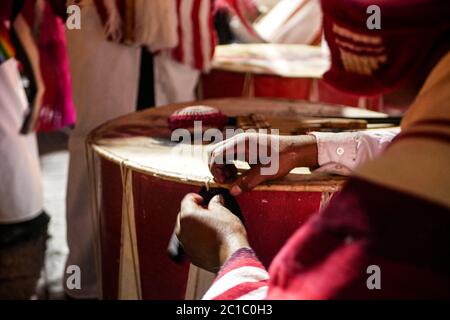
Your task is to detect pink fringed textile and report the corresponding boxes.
[37,2,76,131]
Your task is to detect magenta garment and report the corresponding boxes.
[33,1,76,131]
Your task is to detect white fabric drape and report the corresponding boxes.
[65,5,141,298]
[0,59,43,223]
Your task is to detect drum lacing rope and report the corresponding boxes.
[85,139,104,299]
[119,159,143,300]
[319,192,334,213]
[205,177,214,192]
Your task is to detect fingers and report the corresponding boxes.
[178,193,203,236]
[209,134,248,164]
[230,164,270,196]
[180,193,204,214]
[209,141,240,183]
[175,210,181,237]
[208,133,279,194]
[208,195,225,211]
[208,133,256,184]
[210,163,238,184]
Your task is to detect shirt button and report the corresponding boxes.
[336,147,345,156]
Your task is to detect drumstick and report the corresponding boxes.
[233,114,402,131]
[313,115,402,125]
[167,187,244,264]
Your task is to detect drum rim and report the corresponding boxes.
[212,44,329,79]
[88,98,389,193]
[90,143,347,193]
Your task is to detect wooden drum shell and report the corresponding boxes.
[90,98,388,299]
[202,44,383,110]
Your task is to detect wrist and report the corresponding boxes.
[219,234,250,267]
[286,135,319,168]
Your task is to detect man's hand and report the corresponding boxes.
[175,193,250,273]
[209,133,318,196]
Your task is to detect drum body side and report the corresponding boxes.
[201,71,384,110]
[99,157,326,299]
[99,159,123,299]
[237,190,323,268]
[201,70,312,100]
[132,173,195,300]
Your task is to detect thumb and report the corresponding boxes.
[208,194,225,210]
[181,193,205,213]
[230,164,271,196]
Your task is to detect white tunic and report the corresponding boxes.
[0,59,43,223]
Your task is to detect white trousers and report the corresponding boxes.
[0,59,43,223]
[65,6,141,299]
[154,54,200,107]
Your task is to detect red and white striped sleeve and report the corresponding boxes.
[202,248,270,300]
[172,0,216,71]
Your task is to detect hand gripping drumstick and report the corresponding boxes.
[167,187,244,264]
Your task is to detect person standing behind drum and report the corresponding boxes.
[65,0,216,299]
[0,0,49,300]
[154,0,216,106]
[176,0,450,299]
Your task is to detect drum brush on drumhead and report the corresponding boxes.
[167,187,244,264]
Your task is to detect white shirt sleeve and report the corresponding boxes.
[309,128,401,176]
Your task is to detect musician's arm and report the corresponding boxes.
[209,128,400,195]
[177,193,269,300]
[309,127,401,176]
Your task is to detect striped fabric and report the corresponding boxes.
[202,179,450,300]
[0,22,15,65]
[215,0,258,37]
[201,50,450,301]
[202,248,269,300]
[172,0,216,71]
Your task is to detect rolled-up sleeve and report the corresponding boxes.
[202,248,269,301]
[309,128,400,176]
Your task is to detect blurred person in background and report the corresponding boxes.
[0,0,49,300]
[176,0,450,300]
[64,0,216,299]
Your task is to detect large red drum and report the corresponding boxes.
[88,98,390,300]
[201,44,384,111]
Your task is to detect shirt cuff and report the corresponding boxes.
[309,131,358,175]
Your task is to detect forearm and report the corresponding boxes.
[284,134,319,168]
[219,234,251,271]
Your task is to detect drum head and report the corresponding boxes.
[212,44,330,79]
[90,98,393,192]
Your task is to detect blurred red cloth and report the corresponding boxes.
[0,1,13,21]
[321,0,450,96]
[268,178,450,299]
